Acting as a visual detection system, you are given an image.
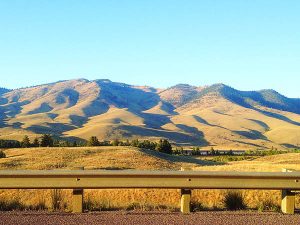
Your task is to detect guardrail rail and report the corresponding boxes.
[0,169,299,214]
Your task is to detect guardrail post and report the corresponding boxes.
[180,167,192,214]
[281,168,295,214]
[72,166,84,213]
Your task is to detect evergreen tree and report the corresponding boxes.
[33,137,40,147]
[21,135,31,148]
[156,139,172,154]
[40,134,54,147]
[0,140,21,148]
[87,136,100,146]
[210,147,215,155]
[72,141,77,147]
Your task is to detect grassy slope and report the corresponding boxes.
[0,146,213,170]
[194,153,300,172]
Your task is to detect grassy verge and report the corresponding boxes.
[0,189,292,212]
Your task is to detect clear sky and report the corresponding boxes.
[0,0,299,97]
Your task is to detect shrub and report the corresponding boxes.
[0,198,24,211]
[223,191,247,210]
[191,201,207,212]
[50,189,64,211]
[0,151,6,158]
[84,197,113,211]
[257,199,280,212]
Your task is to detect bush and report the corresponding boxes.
[0,151,6,158]
[257,199,280,212]
[223,191,247,210]
[0,198,24,211]
[84,197,114,211]
[50,189,64,211]
[191,201,207,212]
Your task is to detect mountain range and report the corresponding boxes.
[0,79,299,150]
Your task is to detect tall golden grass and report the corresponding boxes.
[1,147,300,211]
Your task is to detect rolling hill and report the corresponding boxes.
[0,79,299,150]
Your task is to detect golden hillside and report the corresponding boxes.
[0,79,300,150]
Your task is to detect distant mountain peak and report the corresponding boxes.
[172,83,195,88]
[95,79,112,83]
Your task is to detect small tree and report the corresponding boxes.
[21,135,31,148]
[72,141,77,147]
[156,139,172,154]
[210,147,215,155]
[131,139,139,147]
[87,136,100,146]
[40,134,54,147]
[111,139,120,146]
[33,137,40,147]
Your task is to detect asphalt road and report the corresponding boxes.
[1,211,300,225]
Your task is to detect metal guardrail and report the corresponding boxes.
[0,169,299,214]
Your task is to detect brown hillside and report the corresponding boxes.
[0,79,300,150]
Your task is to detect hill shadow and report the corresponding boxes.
[55,89,79,107]
[257,109,300,126]
[234,129,269,140]
[28,103,53,115]
[248,119,270,131]
[118,125,208,146]
[27,123,77,135]
[281,143,300,149]
[176,124,207,139]
[193,115,232,131]
[221,90,300,126]
[223,137,266,149]
[137,112,172,129]
[82,100,110,117]
[69,115,89,127]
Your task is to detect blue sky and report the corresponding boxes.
[0,0,299,97]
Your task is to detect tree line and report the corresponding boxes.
[0,135,81,149]
[87,136,172,154]
[0,135,173,155]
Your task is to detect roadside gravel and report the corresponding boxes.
[0,211,299,225]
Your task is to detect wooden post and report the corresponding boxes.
[72,167,84,213]
[281,168,295,214]
[180,167,192,214]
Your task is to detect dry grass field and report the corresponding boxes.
[1,146,300,212]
